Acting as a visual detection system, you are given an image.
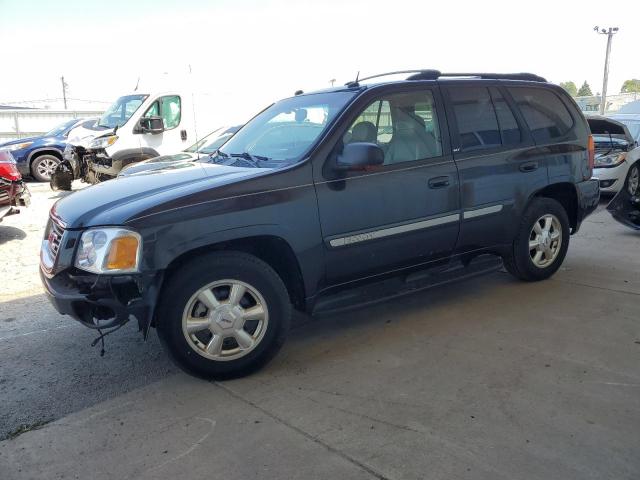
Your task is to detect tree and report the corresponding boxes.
[559,81,578,97]
[621,79,640,93]
[577,81,593,97]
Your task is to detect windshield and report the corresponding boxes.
[45,118,79,137]
[218,91,356,164]
[98,94,148,128]
[184,126,240,154]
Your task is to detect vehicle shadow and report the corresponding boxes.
[0,292,177,440]
[0,225,26,245]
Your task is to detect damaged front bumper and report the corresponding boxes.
[0,180,30,220]
[607,188,640,230]
[39,218,162,336]
[40,267,162,335]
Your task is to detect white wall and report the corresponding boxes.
[0,110,104,143]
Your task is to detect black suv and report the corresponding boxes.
[40,70,599,379]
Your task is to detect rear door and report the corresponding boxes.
[442,83,546,252]
[314,85,460,284]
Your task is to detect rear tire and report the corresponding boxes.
[31,154,61,182]
[157,252,291,379]
[503,198,570,282]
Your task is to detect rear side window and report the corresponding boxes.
[448,86,501,151]
[489,88,522,146]
[508,87,573,143]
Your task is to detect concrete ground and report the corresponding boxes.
[0,182,638,480]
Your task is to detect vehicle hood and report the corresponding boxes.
[67,129,115,148]
[0,135,60,148]
[118,152,198,176]
[588,116,634,145]
[52,162,273,228]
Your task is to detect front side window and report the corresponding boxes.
[98,94,148,128]
[449,86,501,151]
[161,96,181,129]
[508,87,573,143]
[344,90,442,165]
[218,91,355,165]
[143,96,181,129]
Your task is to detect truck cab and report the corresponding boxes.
[68,91,192,182]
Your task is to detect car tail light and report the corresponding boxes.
[0,151,21,182]
[587,134,595,170]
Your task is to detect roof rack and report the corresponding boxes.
[345,70,546,86]
[437,72,547,82]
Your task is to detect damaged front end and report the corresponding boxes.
[607,187,640,230]
[40,215,163,352]
[0,151,30,220]
[51,144,109,190]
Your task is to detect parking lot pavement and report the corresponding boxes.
[1,185,639,479]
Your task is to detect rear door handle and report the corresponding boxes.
[519,161,538,172]
[428,176,450,189]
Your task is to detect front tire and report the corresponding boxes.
[31,154,61,182]
[625,162,639,196]
[157,252,291,379]
[503,198,570,281]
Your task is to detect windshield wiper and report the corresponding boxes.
[229,152,270,167]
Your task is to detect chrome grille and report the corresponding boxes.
[47,218,65,259]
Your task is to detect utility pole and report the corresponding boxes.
[594,26,619,115]
[329,78,336,87]
[60,76,68,110]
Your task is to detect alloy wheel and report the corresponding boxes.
[36,158,59,180]
[528,214,562,269]
[181,280,269,361]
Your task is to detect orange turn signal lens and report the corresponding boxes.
[106,235,139,270]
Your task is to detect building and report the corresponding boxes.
[574,92,640,114]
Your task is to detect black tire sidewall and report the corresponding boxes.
[512,198,570,281]
[32,155,61,182]
[157,252,291,379]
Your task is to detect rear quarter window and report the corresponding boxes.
[508,87,574,143]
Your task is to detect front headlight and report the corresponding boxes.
[75,228,142,274]
[0,141,33,152]
[594,152,626,168]
[89,135,118,150]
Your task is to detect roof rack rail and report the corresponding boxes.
[345,70,546,87]
[345,70,441,86]
[437,72,547,82]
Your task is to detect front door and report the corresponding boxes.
[314,87,460,284]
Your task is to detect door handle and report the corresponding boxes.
[181,129,187,141]
[519,161,538,172]
[428,176,450,189]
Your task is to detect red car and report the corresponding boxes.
[0,151,30,222]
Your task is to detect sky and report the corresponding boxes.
[0,0,638,116]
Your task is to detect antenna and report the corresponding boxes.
[189,64,200,161]
[134,76,140,92]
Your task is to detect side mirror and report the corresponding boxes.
[138,116,164,134]
[335,142,384,171]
